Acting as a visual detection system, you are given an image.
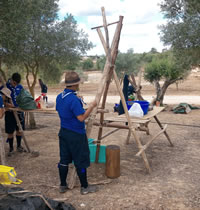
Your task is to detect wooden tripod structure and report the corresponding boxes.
[67,7,156,189]
[86,7,152,173]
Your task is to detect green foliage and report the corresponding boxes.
[96,56,106,71]
[0,0,59,64]
[115,49,142,79]
[144,51,186,83]
[82,58,94,70]
[150,48,158,54]
[159,0,200,67]
[40,61,62,84]
[0,0,93,85]
[96,49,142,80]
[144,50,188,105]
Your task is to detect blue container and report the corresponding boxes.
[126,100,150,115]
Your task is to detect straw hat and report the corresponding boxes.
[65,71,82,86]
[0,87,11,98]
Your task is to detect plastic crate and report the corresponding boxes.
[88,138,106,163]
[126,100,150,115]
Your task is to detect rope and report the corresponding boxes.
[151,121,200,128]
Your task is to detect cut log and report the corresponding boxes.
[105,145,120,178]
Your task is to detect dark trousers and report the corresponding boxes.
[58,128,90,188]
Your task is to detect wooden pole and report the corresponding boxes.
[95,7,111,163]
[0,128,6,165]
[93,14,123,163]
[112,69,152,173]
[0,76,6,164]
[13,111,31,153]
[136,124,168,156]
[96,69,113,163]
[154,116,173,146]
[86,15,123,138]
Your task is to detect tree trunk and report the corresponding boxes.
[0,58,7,82]
[129,74,144,101]
[28,113,36,129]
[155,80,171,105]
[24,63,39,128]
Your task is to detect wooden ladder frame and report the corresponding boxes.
[68,7,152,189]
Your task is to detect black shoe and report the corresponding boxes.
[8,148,14,157]
[17,146,26,153]
[81,185,98,195]
[59,185,68,193]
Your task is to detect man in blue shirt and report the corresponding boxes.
[2,73,25,156]
[56,71,97,195]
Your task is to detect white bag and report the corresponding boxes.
[128,103,144,118]
[45,101,55,108]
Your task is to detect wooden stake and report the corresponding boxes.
[136,124,168,156]
[13,111,31,153]
[0,128,6,165]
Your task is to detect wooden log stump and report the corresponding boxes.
[105,145,120,178]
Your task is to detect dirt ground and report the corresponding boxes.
[1,71,200,210]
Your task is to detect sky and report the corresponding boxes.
[58,0,167,56]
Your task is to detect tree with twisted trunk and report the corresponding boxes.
[144,51,187,106]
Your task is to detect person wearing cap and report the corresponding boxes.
[56,71,98,195]
[1,73,25,156]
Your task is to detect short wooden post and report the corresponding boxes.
[105,145,120,178]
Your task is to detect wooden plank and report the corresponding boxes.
[104,116,150,124]
[9,107,56,113]
[105,106,165,123]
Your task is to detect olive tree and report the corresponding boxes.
[0,0,93,127]
[159,0,200,68]
[144,51,187,105]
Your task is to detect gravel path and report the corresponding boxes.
[46,94,200,105]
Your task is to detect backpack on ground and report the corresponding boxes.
[16,88,37,110]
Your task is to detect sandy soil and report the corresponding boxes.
[1,71,200,210]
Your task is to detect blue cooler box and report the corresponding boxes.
[88,138,106,163]
[126,100,150,115]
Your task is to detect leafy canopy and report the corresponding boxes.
[0,0,93,83]
[144,51,186,83]
[159,0,200,67]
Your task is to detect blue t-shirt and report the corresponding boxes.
[0,95,4,108]
[6,80,23,107]
[56,89,86,134]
